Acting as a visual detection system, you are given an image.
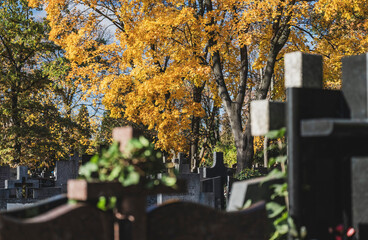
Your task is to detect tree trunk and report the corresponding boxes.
[11,91,21,164]
[190,84,204,172]
[207,0,293,173]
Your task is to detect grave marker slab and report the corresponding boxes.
[55,161,78,193]
[352,157,368,239]
[227,177,284,212]
[16,166,28,181]
[200,176,222,209]
[157,173,201,204]
[0,166,10,189]
[174,153,190,174]
[342,53,368,119]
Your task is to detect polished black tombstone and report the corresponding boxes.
[251,52,368,239]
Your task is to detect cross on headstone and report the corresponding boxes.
[342,53,368,238]
[250,100,285,136]
[199,152,228,209]
[14,177,34,198]
[250,51,368,239]
[111,126,147,240]
[5,166,39,199]
[112,126,142,153]
[200,152,227,180]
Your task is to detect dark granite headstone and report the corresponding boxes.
[147,201,270,240]
[201,176,223,209]
[55,160,78,193]
[157,173,201,204]
[16,166,28,181]
[200,152,227,179]
[352,157,368,239]
[174,153,190,174]
[5,166,39,199]
[0,166,10,188]
[227,177,284,211]
[250,52,368,239]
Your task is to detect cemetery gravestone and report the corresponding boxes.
[251,52,368,239]
[352,157,368,236]
[199,152,227,209]
[174,153,190,174]
[200,176,222,209]
[159,152,228,209]
[227,176,284,212]
[55,159,79,193]
[0,166,10,189]
[157,173,201,204]
[5,166,39,199]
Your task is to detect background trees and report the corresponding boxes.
[0,0,96,169]
[0,0,56,166]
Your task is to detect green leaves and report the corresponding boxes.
[79,161,98,181]
[97,196,117,211]
[235,168,264,180]
[79,136,177,210]
[266,127,286,139]
[267,202,286,218]
[79,136,177,188]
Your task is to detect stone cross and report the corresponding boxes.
[199,152,228,209]
[112,126,142,153]
[112,126,147,240]
[250,51,368,239]
[342,53,368,237]
[5,166,39,199]
[250,100,285,136]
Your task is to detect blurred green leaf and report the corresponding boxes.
[266,128,286,139]
[267,202,286,218]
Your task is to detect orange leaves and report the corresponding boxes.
[34,0,368,157]
[313,0,368,87]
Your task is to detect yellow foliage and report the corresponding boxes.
[30,0,368,155]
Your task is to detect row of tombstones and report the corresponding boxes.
[0,151,233,211]
[156,152,228,209]
[0,150,267,213]
[0,156,79,210]
[155,151,275,212]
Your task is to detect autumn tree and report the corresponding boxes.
[31,0,368,172]
[313,0,368,86]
